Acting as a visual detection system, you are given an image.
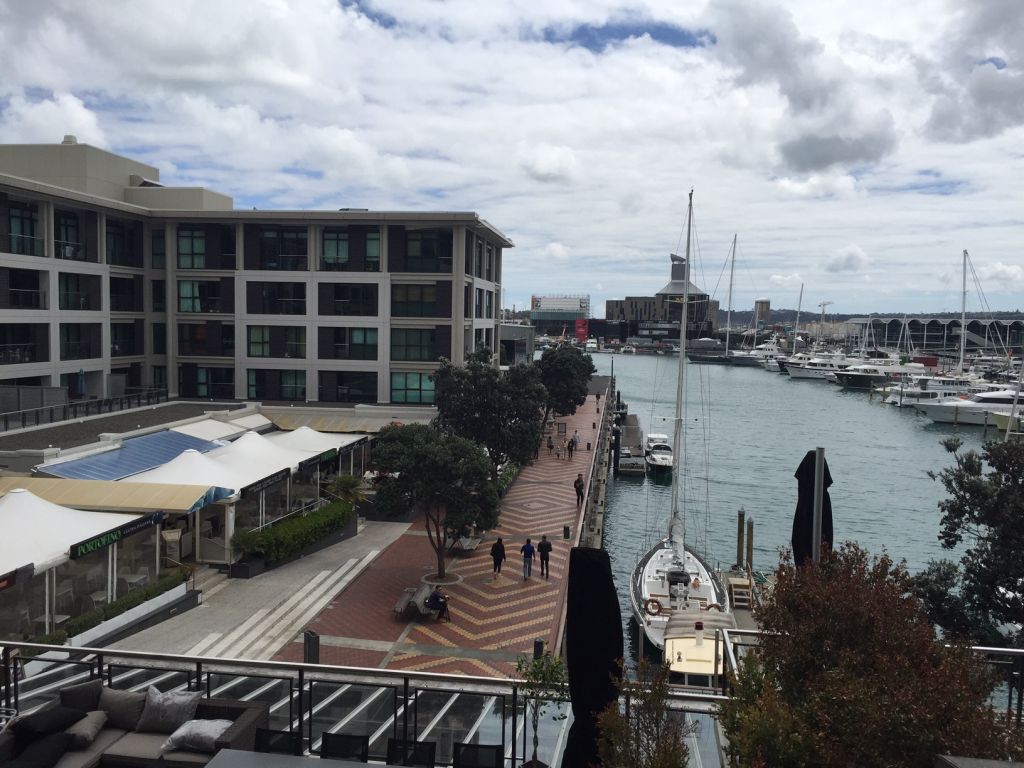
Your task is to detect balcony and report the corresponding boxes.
[5,288,46,309]
[0,342,39,365]
[54,240,89,261]
[258,298,306,315]
[110,341,140,357]
[59,291,98,311]
[7,233,44,257]
[177,253,237,270]
[255,254,308,271]
[60,341,97,360]
[110,294,142,312]
[207,382,236,398]
[179,298,224,314]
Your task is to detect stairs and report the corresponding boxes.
[190,564,229,600]
[728,577,752,610]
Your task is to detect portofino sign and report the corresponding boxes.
[69,512,164,559]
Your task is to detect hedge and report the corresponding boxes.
[231,501,354,565]
[498,463,519,496]
[22,568,187,655]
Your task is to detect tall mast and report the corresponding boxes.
[725,235,736,356]
[669,191,692,550]
[959,249,967,374]
[794,283,803,349]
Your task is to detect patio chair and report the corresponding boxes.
[255,727,303,756]
[453,743,503,768]
[321,732,369,762]
[386,737,436,767]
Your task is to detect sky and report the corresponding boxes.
[0,0,1022,317]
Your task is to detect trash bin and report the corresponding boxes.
[563,525,571,540]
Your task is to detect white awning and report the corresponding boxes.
[0,489,144,574]
[229,413,272,430]
[171,419,245,442]
[129,449,249,496]
[208,431,307,481]
[264,426,364,457]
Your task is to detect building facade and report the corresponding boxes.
[605,258,711,340]
[528,295,590,335]
[0,139,511,405]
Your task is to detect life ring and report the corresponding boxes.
[644,598,663,616]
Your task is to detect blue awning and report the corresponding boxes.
[39,431,222,481]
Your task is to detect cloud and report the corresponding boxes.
[517,143,578,183]
[0,92,106,145]
[779,118,897,173]
[980,261,1024,284]
[776,172,858,199]
[769,273,804,288]
[539,242,570,261]
[825,244,871,273]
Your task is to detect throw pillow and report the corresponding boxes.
[58,679,103,712]
[161,719,233,754]
[98,687,147,731]
[64,711,108,749]
[135,687,202,734]
[6,732,74,768]
[10,707,86,752]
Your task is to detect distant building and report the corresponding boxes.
[605,257,711,341]
[529,295,589,335]
[498,322,535,366]
[754,298,770,329]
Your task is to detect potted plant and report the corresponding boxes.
[515,652,568,768]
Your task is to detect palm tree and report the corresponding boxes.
[324,473,367,508]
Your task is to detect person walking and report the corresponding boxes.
[547,435,554,456]
[574,473,585,508]
[554,441,562,461]
[537,535,553,579]
[560,437,568,460]
[490,537,506,580]
[572,429,581,449]
[520,538,536,581]
[566,438,575,460]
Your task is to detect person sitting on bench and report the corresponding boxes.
[426,586,451,622]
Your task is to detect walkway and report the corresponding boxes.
[275,396,605,677]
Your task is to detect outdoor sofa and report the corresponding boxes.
[0,678,268,768]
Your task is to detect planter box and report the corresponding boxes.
[229,557,265,579]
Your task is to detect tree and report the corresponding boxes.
[324,473,367,507]
[596,659,690,768]
[718,543,1024,767]
[516,653,568,768]
[372,424,499,578]
[535,345,595,424]
[924,437,1024,646]
[432,349,547,480]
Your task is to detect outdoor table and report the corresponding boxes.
[206,748,383,767]
[90,590,108,606]
[123,573,148,587]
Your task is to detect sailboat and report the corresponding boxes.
[629,191,738,687]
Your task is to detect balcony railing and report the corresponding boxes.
[178,253,236,270]
[55,240,89,261]
[59,292,98,311]
[110,341,140,357]
[320,259,380,272]
[254,298,305,315]
[6,289,46,309]
[60,341,98,360]
[7,233,44,257]
[0,342,40,365]
[0,389,167,432]
[110,294,141,312]
[179,298,224,314]
[202,382,236,399]
[256,255,308,271]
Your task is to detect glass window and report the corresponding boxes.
[257,227,307,270]
[366,230,381,271]
[9,203,41,257]
[285,327,305,358]
[57,212,80,253]
[281,370,305,401]
[405,229,452,273]
[152,280,165,312]
[151,229,165,269]
[330,283,377,316]
[178,280,200,313]
[332,371,377,403]
[152,365,166,389]
[153,323,166,355]
[328,327,378,360]
[390,372,435,404]
[485,243,494,280]
[391,328,437,361]
[475,240,484,278]
[322,231,349,270]
[178,228,206,269]
[249,282,305,314]
[485,291,493,319]
[392,284,438,317]
[248,326,269,357]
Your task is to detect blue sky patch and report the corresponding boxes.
[979,56,1007,70]
[542,21,715,53]
[283,167,324,180]
[23,86,54,102]
[877,178,965,196]
[341,0,396,29]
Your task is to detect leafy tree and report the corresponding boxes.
[719,543,1024,767]
[371,424,498,578]
[596,659,690,768]
[432,349,546,480]
[924,437,1024,646]
[535,345,595,424]
[324,473,367,507]
[516,653,568,768]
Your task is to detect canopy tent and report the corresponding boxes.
[264,410,431,434]
[264,426,363,461]
[0,488,144,574]
[0,477,231,515]
[129,449,248,496]
[229,413,272,431]
[208,432,308,486]
[170,419,246,442]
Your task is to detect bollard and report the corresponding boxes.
[587,442,592,451]
[533,639,545,659]
[303,630,320,664]
[563,525,571,539]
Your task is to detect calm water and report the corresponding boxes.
[594,353,989,656]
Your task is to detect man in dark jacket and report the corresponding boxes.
[490,537,506,580]
[537,535,553,579]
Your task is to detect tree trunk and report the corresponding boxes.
[424,502,447,579]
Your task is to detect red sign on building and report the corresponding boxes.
[575,319,589,343]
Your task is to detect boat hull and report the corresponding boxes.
[834,371,889,389]
[913,402,1013,425]
[686,352,729,364]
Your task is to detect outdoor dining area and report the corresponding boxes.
[0,488,163,640]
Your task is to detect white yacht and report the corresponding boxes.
[621,345,636,355]
[914,389,1022,425]
[645,441,673,474]
[881,375,988,407]
[786,353,853,381]
[833,361,928,389]
[585,339,598,353]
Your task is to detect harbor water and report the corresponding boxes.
[594,353,988,657]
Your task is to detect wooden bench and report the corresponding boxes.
[394,583,440,621]
[393,587,417,618]
[453,536,482,555]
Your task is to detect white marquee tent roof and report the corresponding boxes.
[264,426,363,457]
[0,488,143,574]
[128,448,250,495]
[207,431,306,481]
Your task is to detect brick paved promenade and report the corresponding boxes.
[276,395,604,676]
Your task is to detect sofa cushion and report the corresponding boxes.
[162,719,233,754]
[135,687,202,735]
[58,680,103,713]
[162,748,216,767]
[52,728,127,768]
[64,711,107,749]
[6,732,74,768]
[98,688,146,731]
[101,731,168,763]
[10,707,86,753]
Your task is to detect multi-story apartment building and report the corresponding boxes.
[0,137,511,404]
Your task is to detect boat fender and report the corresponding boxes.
[644,598,663,616]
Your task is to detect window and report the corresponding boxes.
[57,212,80,257]
[281,370,305,401]
[475,288,483,318]
[190,366,233,398]
[152,365,166,390]
[475,240,484,278]
[8,203,40,256]
[328,283,377,316]
[248,326,270,357]
[152,280,165,312]
[151,229,165,269]
[177,228,206,269]
[153,323,166,355]
[366,230,381,271]
[391,284,438,317]
[322,230,349,270]
[285,327,306,358]
[257,226,307,270]
[249,282,305,314]
[485,243,494,280]
[326,327,378,360]
[405,229,452,273]
[110,323,137,356]
[59,273,97,311]
[178,281,200,313]
[485,291,493,319]
[391,372,435,404]
[391,328,437,361]
[331,371,377,403]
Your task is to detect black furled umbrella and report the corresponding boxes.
[560,547,623,768]
[791,449,834,567]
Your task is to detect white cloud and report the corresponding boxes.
[825,244,871,273]
[0,0,1020,313]
[980,261,1024,284]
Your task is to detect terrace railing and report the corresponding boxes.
[0,388,167,433]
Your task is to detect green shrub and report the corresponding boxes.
[497,463,519,495]
[231,501,354,565]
